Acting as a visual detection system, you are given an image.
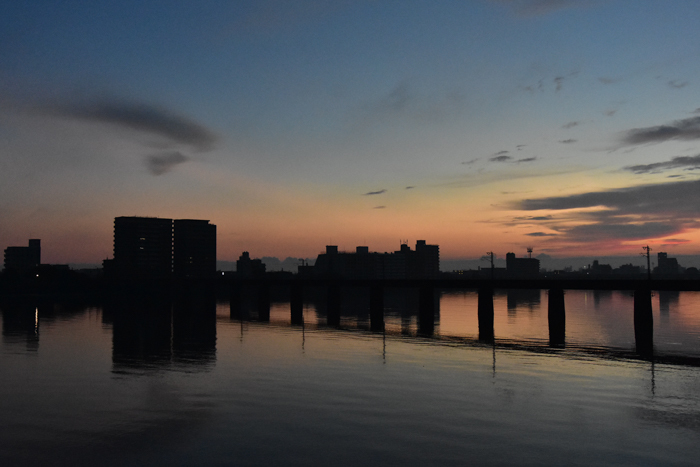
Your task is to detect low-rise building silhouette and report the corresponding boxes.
[506,252,539,277]
[655,252,681,277]
[312,240,440,279]
[236,251,266,277]
[3,239,41,273]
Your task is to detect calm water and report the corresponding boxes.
[2,289,700,466]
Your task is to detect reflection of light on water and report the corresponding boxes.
[34,308,38,336]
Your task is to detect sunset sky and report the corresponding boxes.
[2,0,700,264]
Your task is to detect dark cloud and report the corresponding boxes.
[516,179,700,213]
[516,215,553,221]
[558,139,577,144]
[146,151,189,176]
[623,116,700,145]
[526,232,558,237]
[373,206,386,209]
[512,179,700,244]
[490,155,512,162]
[563,222,679,241]
[517,157,537,163]
[554,71,578,92]
[47,99,217,151]
[405,186,415,189]
[363,189,386,196]
[461,158,479,165]
[516,144,526,150]
[623,154,700,174]
[662,238,690,244]
[493,150,509,156]
[561,121,579,129]
[668,80,689,89]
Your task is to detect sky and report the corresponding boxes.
[2,0,700,265]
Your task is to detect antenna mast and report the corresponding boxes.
[642,245,652,280]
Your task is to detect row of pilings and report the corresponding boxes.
[230,281,655,357]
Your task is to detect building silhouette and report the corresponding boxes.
[3,239,41,273]
[112,217,173,279]
[656,252,680,277]
[312,240,440,279]
[505,252,539,278]
[110,216,216,281]
[173,219,216,280]
[236,251,266,277]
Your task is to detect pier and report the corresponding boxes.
[228,277,695,357]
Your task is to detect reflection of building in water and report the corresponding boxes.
[658,290,679,317]
[106,296,216,372]
[3,239,41,273]
[593,290,613,309]
[506,289,541,312]
[313,240,439,279]
[505,253,539,278]
[0,302,41,351]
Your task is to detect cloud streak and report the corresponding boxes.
[511,179,700,245]
[493,0,586,16]
[623,154,700,174]
[146,151,189,175]
[623,116,700,145]
[363,189,386,196]
[45,99,217,151]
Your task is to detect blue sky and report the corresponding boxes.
[2,0,700,263]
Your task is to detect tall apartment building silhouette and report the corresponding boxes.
[113,217,173,279]
[173,219,216,280]
[112,216,216,280]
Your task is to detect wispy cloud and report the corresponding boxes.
[490,155,513,162]
[405,186,415,189]
[358,82,464,125]
[667,80,689,89]
[461,158,479,165]
[662,238,690,244]
[598,77,619,85]
[623,116,700,145]
[146,151,189,176]
[514,215,553,221]
[363,189,386,196]
[44,98,217,151]
[373,205,386,209]
[526,232,558,237]
[517,157,537,163]
[559,139,577,144]
[493,0,588,16]
[561,121,579,129]
[623,154,700,174]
